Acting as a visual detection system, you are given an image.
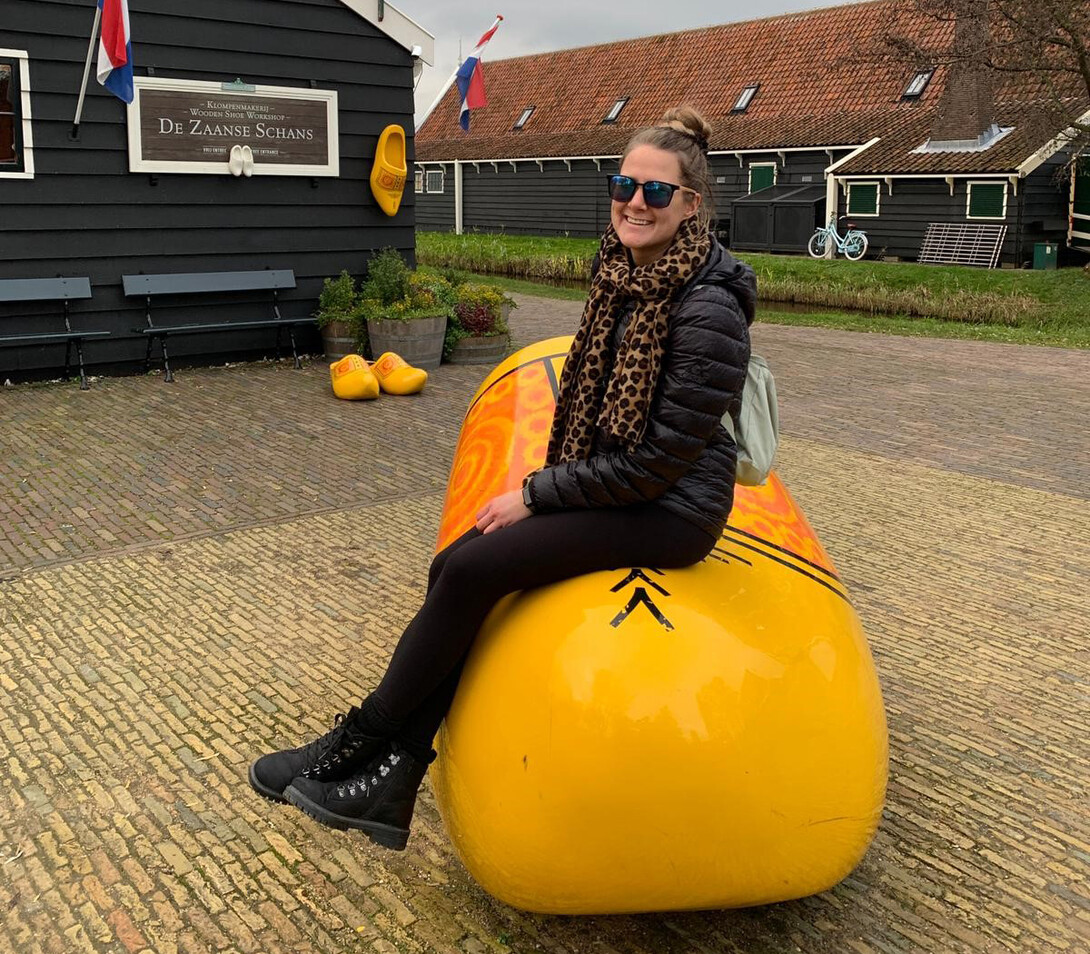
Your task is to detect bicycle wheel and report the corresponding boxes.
[807,230,829,259]
[844,232,868,261]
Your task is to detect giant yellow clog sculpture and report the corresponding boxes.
[430,337,888,915]
[369,124,408,217]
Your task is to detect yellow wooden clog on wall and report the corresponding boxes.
[369,125,408,217]
[429,337,889,915]
[329,354,379,400]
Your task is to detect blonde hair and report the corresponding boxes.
[622,106,714,232]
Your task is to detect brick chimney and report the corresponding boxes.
[928,1,1000,148]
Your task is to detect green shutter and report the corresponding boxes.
[750,165,775,192]
[848,183,878,215]
[968,183,1005,218]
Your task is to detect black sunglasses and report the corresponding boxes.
[605,174,694,209]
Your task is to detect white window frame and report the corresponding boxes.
[414,169,424,193]
[748,162,777,193]
[966,180,1008,220]
[846,181,881,217]
[425,169,445,193]
[0,48,34,179]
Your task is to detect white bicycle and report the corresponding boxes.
[808,215,869,261]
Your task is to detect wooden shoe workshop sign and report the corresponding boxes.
[126,77,339,176]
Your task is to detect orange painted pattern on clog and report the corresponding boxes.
[373,353,407,377]
[331,355,366,378]
[437,347,836,578]
[437,360,555,550]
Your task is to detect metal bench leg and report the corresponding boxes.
[288,326,302,369]
[160,335,175,383]
[63,340,73,383]
[74,337,90,390]
[143,335,154,374]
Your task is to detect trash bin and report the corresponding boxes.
[1033,242,1058,269]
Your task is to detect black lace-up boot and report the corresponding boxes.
[283,742,434,850]
[248,707,385,803]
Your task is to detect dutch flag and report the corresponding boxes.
[96,0,133,104]
[456,16,503,132]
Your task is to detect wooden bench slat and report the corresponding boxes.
[122,270,296,297]
[0,277,93,303]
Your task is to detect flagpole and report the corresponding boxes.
[72,5,102,137]
[414,14,502,133]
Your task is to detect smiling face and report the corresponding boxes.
[611,144,702,267]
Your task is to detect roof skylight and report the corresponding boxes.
[732,84,759,113]
[513,106,535,130]
[902,69,934,100]
[602,98,628,124]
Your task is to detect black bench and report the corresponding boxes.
[0,277,107,390]
[122,269,315,382]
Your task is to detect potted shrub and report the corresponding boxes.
[315,270,365,361]
[445,280,516,365]
[359,248,450,370]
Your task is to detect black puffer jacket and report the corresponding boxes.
[527,237,756,540]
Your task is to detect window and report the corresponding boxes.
[514,106,535,130]
[748,162,776,193]
[847,182,880,216]
[602,98,628,124]
[425,169,445,194]
[967,181,1007,219]
[414,169,424,193]
[902,69,934,100]
[0,50,32,177]
[732,84,759,113]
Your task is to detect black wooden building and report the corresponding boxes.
[415,0,1089,268]
[1,0,433,380]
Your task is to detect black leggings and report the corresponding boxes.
[361,505,715,757]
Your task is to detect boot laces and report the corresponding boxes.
[301,707,372,776]
[336,748,402,798]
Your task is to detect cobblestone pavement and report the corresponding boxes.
[1,295,1087,954]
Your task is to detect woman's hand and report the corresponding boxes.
[475,489,532,535]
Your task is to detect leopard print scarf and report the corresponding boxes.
[546,217,711,464]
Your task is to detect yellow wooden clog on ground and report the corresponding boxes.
[330,354,379,400]
[370,352,427,395]
[369,125,408,217]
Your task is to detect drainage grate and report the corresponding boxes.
[918,223,1007,268]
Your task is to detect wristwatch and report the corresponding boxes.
[521,481,536,513]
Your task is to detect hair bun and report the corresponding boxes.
[658,105,712,152]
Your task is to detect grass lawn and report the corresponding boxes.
[417,231,1090,348]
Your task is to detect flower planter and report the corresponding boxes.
[320,320,357,361]
[448,333,511,366]
[367,313,447,370]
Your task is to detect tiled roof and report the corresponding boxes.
[415,0,1085,174]
[834,102,1087,174]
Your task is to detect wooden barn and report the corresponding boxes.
[414,0,1089,268]
[1,0,433,383]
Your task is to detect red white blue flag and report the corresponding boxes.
[96,0,133,104]
[456,15,503,132]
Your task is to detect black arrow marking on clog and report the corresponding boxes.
[610,568,670,596]
[610,587,674,632]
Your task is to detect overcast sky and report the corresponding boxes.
[398,0,867,125]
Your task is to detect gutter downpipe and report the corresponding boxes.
[455,160,464,235]
[824,138,881,258]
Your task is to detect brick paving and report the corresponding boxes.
[0,295,1087,954]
